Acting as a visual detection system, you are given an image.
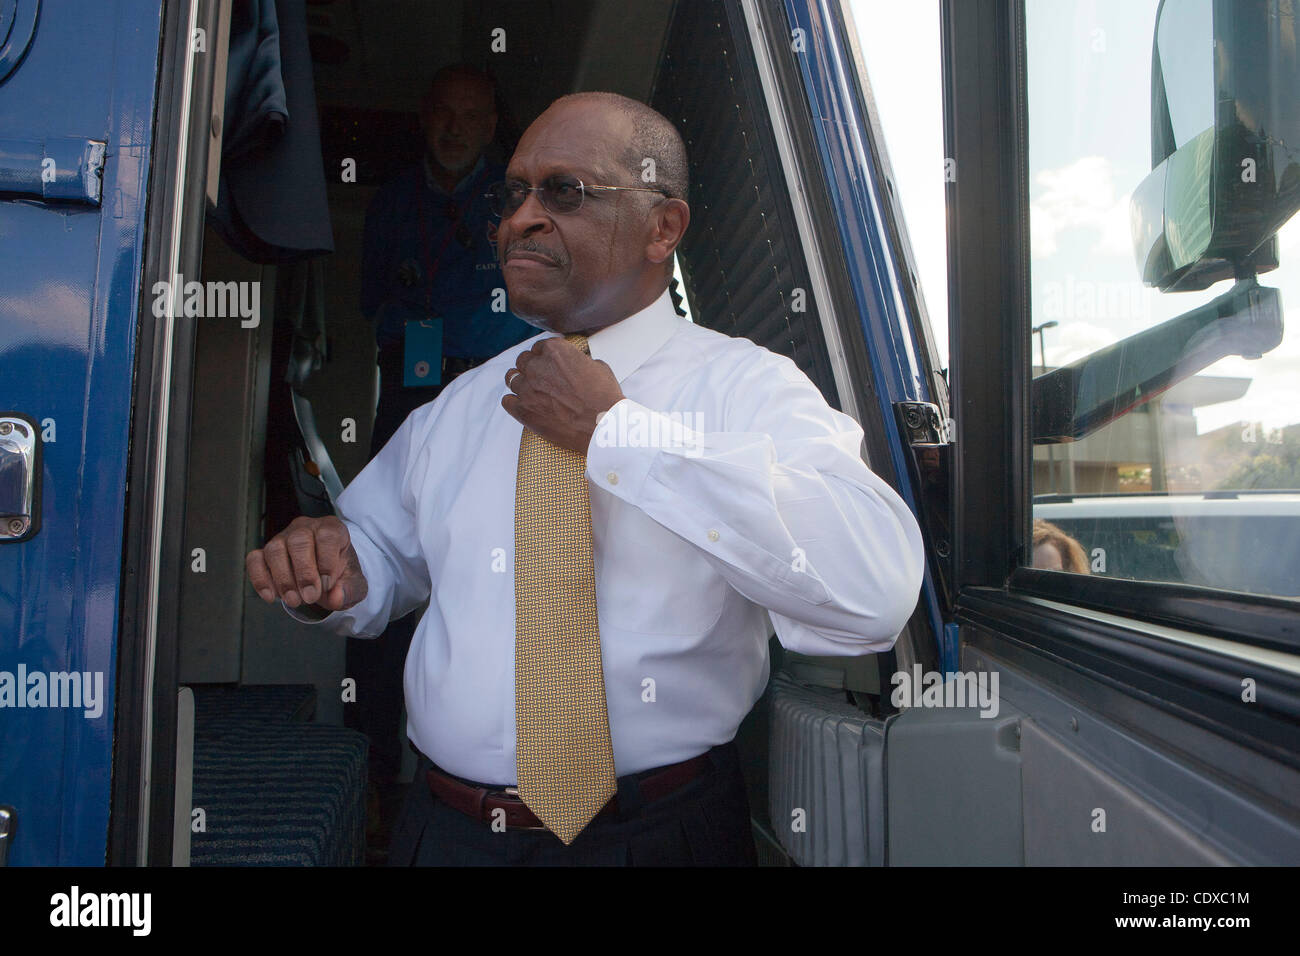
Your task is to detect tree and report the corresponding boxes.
[1216,426,1300,490]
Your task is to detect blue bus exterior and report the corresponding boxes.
[0,1,164,865]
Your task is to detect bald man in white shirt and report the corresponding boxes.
[246,91,925,866]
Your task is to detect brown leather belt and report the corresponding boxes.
[423,752,714,831]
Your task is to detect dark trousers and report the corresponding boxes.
[388,742,760,866]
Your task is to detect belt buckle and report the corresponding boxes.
[495,786,549,831]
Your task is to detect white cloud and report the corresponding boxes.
[1277,213,1300,258]
[1193,309,1300,433]
[1031,156,1135,261]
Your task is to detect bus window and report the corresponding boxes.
[1024,0,1300,600]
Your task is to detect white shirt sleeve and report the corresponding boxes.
[281,410,432,636]
[585,355,925,655]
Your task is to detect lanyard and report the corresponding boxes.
[417,164,489,314]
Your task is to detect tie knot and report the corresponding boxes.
[564,333,590,355]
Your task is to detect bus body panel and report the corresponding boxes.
[0,0,164,866]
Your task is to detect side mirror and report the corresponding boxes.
[1034,0,1291,445]
[1130,0,1300,291]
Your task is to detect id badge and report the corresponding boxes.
[403,317,443,387]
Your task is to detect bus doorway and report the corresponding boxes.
[156,0,914,866]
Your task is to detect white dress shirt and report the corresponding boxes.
[285,287,925,783]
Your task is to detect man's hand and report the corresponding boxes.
[502,337,624,454]
[246,516,369,612]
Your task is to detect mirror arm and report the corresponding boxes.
[1032,276,1283,444]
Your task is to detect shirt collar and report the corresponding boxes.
[582,287,682,384]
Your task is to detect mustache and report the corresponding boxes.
[502,239,566,267]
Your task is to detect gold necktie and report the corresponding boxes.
[514,333,616,844]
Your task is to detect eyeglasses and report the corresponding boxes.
[485,175,669,219]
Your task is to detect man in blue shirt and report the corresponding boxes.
[361,63,534,457]
[354,65,532,855]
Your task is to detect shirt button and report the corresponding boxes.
[707,529,720,542]
[607,472,619,485]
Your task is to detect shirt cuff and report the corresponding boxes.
[586,398,702,498]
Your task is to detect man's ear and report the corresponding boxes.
[645,198,690,268]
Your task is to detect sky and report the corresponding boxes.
[845,0,1298,437]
